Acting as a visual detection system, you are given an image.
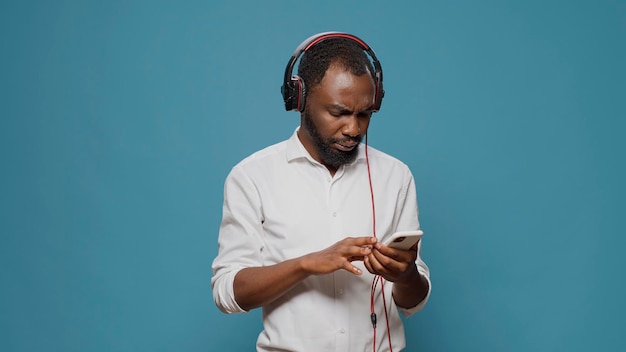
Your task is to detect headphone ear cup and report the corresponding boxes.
[374,78,384,112]
[281,76,305,112]
[281,76,306,112]
[297,77,306,112]
[281,79,296,111]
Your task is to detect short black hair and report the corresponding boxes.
[297,37,375,93]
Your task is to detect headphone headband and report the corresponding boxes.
[281,32,384,113]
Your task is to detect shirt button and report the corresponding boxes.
[332,212,337,217]
[340,328,346,334]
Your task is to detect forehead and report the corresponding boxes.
[309,65,375,104]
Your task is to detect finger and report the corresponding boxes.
[363,255,375,275]
[344,236,378,247]
[370,247,395,267]
[370,248,411,276]
[375,243,416,263]
[374,243,400,258]
[343,262,363,275]
[343,245,372,259]
[365,251,388,276]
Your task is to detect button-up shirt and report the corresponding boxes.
[212,129,431,351]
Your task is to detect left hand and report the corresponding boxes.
[363,241,419,283]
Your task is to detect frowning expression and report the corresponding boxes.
[298,64,376,174]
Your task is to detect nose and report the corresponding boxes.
[342,115,360,138]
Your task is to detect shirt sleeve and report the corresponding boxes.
[395,167,432,317]
[211,165,265,314]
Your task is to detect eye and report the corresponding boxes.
[330,109,350,117]
[358,111,373,119]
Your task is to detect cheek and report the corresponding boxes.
[317,116,343,136]
[359,118,371,133]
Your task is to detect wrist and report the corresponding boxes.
[297,254,315,276]
[394,263,421,287]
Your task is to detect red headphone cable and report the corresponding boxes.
[365,134,393,352]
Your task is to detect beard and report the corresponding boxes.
[302,110,362,170]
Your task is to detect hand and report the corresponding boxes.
[301,236,377,276]
[364,241,419,283]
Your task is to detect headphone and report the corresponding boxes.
[281,32,385,113]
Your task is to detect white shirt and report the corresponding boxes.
[212,129,431,352]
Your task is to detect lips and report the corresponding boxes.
[334,142,358,152]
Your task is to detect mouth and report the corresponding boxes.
[334,142,358,152]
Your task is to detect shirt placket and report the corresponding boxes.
[327,168,350,351]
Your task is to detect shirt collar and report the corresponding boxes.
[286,126,367,165]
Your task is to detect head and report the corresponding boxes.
[296,38,377,173]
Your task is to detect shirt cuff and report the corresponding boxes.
[212,268,249,314]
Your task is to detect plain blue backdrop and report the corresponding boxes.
[1,1,624,351]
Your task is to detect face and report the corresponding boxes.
[298,64,376,174]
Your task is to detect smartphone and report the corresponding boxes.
[383,230,423,250]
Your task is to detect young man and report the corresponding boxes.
[212,33,431,351]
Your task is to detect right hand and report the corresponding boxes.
[301,236,378,276]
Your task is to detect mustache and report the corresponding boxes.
[332,136,362,144]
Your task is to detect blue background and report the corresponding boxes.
[1,1,624,351]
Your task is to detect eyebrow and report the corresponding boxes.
[328,103,375,114]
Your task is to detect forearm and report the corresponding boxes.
[232,237,375,311]
[234,257,310,311]
[392,263,429,309]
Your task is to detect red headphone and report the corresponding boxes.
[281,32,385,113]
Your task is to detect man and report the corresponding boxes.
[212,32,431,351]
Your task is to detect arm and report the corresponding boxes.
[234,236,377,311]
[393,268,430,309]
[363,165,430,309]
